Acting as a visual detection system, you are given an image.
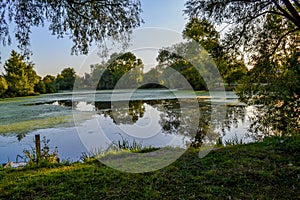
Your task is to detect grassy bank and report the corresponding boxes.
[0,135,299,199]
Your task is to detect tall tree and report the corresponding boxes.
[183,18,247,86]
[157,48,207,90]
[185,0,300,135]
[235,15,300,135]
[88,63,107,89]
[0,0,143,57]
[99,52,143,89]
[3,51,40,97]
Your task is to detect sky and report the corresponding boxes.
[0,0,188,77]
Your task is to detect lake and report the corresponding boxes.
[0,90,256,164]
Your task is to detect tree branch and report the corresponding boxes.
[282,0,300,27]
[271,0,300,29]
[68,0,122,8]
[271,28,300,55]
[292,0,300,9]
[233,10,274,48]
[65,1,91,20]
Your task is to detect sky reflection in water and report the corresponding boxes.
[0,91,254,163]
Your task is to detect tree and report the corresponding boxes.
[141,68,164,88]
[98,52,143,89]
[0,75,8,97]
[88,63,107,89]
[156,41,227,90]
[157,49,206,90]
[183,18,247,86]
[184,0,300,58]
[34,81,46,94]
[185,0,300,135]
[56,67,76,90]
[183,18,221,57]
[0,0,143,57]
[235,17,300,135]
[3,50,40,97]
[42,75,57,93]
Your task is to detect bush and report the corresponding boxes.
[23,136,59,166]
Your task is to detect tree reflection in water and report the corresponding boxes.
[94,100,146,125]
[91,99,247,147]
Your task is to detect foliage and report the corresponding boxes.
[79,52,144,89]
[0,135,299,199]
[183,18,247,86]
[184,0,300,135]
[0,75,8,97]
[42,75,57,93]
[81,63,107,89]
[183,18,220,56]
[0,0,143,57]
[56,67,76,90]
[158,51,207,90]
[184,0,300,57]
[156,43,208,90]
[235,14,300,135]
[219,134,244,147]
[34,80,46,94]
[141,68,164,88]
[3,50,40,97]
[156,35,246,90]
[103,52,143,89]
[23,136,59,166]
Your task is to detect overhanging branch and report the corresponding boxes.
[271,28,300,55]
[271,0,300,29]
[292,0,300,9]
[282,0,300,28]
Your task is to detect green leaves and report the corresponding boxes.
[183,18,247,86]
[183,18,220,52]
[184,0,300,58]
[3,51,40,97]
[185,0,300,135]
[0,0,143,57]
[0,76,8,97]
[236,43,300,135]
[56,67,76,90]
[83,52,144,90]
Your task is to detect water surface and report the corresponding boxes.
[0,90,254,163]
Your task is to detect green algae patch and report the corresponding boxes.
[0,116,74,134]
[0,113,93,135]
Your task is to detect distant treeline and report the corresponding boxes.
[0,48,247,98]
[0,51,76,98]
[76,45,247,91]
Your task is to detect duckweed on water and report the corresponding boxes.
[0,115,73,134]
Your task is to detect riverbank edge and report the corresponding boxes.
[0,135,299,199]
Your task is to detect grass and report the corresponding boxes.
[216,134,244,147]
[0,135,299,199]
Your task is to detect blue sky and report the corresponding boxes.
[1,0,188,77]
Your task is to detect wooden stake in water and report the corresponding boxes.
[35,134,41,162]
